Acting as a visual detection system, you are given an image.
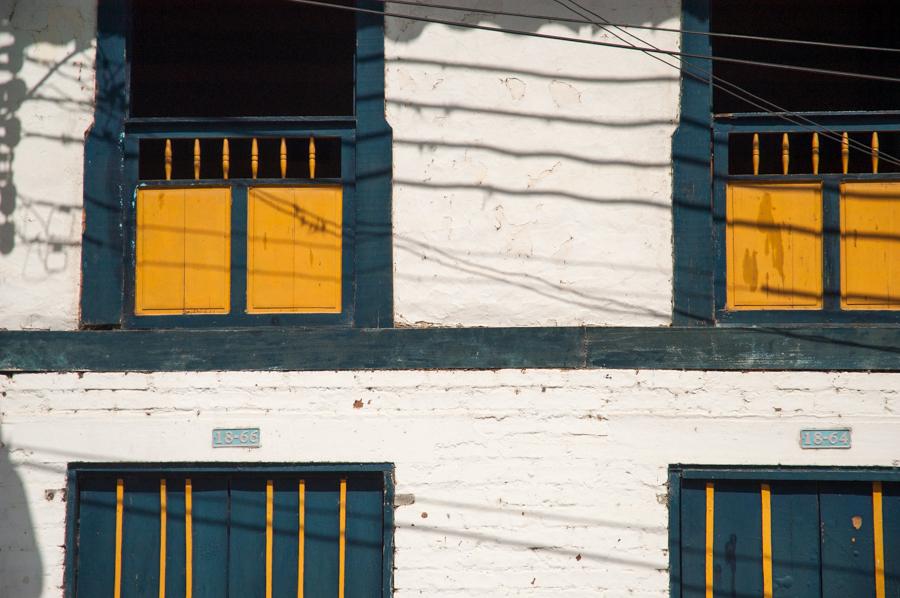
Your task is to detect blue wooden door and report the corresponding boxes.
[678,475,900,598]
[70,470,387,598]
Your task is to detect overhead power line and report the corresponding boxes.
[554,0,900,169]
[294,0,900,168]
[381,0,900,55]
[293,0,900,85]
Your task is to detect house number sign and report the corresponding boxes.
[800,428,851,449]
[212,428,261,448]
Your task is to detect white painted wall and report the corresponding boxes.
[3,369,900,597]
[0,0,679,329]
[386,1,679,326]
[0,0,95,330]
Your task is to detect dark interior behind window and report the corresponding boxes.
[712,0,900,114]
[130,0,355,117]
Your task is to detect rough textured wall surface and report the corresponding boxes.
[0,0,679,329]
[386,1,679,326]
[0,0,95,330]
[3,369,899,597]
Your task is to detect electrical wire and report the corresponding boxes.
[295,0,900,168]
[554,0,900,168]
[292,0,900,85]
[380,0,900,55]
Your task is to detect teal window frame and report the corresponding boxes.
[80,0,393,329]
[64,462,395,598]
[672,0,900,325]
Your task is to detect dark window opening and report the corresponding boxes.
[130,0,356,118]
[711,0,900,114]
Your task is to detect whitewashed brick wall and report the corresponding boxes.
[3,369,899,597]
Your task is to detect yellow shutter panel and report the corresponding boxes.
[726,182,823,310]
[247,186,342,313]
[841,182,900,309]
[135,188,231,315]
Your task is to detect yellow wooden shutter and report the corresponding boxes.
[841,181,900,309]
[726,182,823,310]
[135,187,231,315]
[246,186,342,313]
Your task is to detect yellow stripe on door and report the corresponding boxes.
[114,478,124,598]
[298,480,306,598]
[185,478,193,598]
[266,480,274,598]
[874,481,886,598]
[339,478,347,598]
[705,482,714,598]
[761,484,773,598]
[159,479,167,598]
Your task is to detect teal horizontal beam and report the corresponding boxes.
[3,326,900,372]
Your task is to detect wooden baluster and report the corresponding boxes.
[309,137,316,180]
[165,139,172,181]
[280,138,287,178]
[223,139,230,180]
[252,138,259,179]
[812,132,819,175]
[752,133,760,176]
[782,133,789,175]
[842,132,849,174]
[872,132,880,174]
[193,139,201,180]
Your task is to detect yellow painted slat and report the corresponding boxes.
[136,188,185,314]
[781,133,789,175]
[298,480,305,598]
[115,478,124,598]
[159,479,167,598]
[842,132,850,174]
[812,133,819,175]
[165,139,172,181]
[136,188,230,315]
[761,483,773,598]
[752,133,759,176]
[841,182,900,309]
[339,478,347,598]
[185,478,193,598]
[183,188,230,313]
[873,132,880,174]
[247,187,295,311]
[294,187,342,312]
[266,480,274,598]
[246,186,342,313]
[223,139,230,180]
[874,481,886,598]
[252,138,259,179]
[726,182,823,310]
[705,482,714,598]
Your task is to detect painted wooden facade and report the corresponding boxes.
[2,1,900,598]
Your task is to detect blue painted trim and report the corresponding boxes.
[675,466,900,481]
[7,326,900,372]
[80,0,128,327]
[69,462,394,474]
[382,467,395,598]
[671,0,713,325]
[81,1,392,329]
[667,468,682,598]
[63,468,79,598]
[354,0,394,327]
